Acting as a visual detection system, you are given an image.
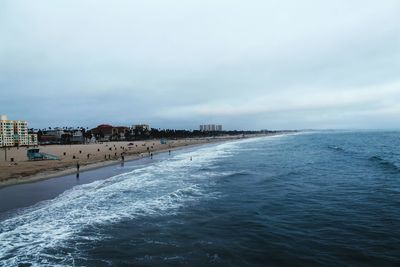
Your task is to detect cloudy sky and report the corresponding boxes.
[1,0,399,130]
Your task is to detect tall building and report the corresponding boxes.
[0,115,14,147]
[14,120,29,146]
[199,124,223,132]
[0,115,38,147]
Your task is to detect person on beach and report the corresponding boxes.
[76,162,80,172]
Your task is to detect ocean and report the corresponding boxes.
[0,131,399,267]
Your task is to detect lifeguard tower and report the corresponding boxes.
[27,149,60,161]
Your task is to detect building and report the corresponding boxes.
[71,130,84,143]
[28,133,38,146]
[39,129,65,144]
[133,124,150,132]
[90,124,130,141]
[0,115,38,147]
[199,124,223,132]
[14,120,29,146]
[45,129,65,139]
[90,124,114,141]
[0,115,14,147]
[113,126,129,141]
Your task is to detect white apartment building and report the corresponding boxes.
[0,115,14,147]
[0,115,38,147]
[199,124,223,131]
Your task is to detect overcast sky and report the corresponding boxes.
[1,0,399,130]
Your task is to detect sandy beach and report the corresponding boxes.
[0,135,257,187]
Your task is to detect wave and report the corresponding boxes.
[327,145,346,152]
[0,140,246,266]
[368,156,400,173]
[327,144,400,174]
[220,170,251,178]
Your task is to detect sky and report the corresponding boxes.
[1,0,399,130]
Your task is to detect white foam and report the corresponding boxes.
[0,138,257,266]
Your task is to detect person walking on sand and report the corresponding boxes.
[76,162,80,172]
[121,154,125,167]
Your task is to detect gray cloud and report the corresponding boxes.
[1,0,399,130]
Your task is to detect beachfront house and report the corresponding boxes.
[90,124,113,141]
[38,129,65,144]
[90,124,130,141]
[129,124,151,140]
[71,130,84,143]
[112,127,129,141]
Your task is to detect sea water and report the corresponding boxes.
[0,131,399,266]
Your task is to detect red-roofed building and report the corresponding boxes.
[90,125,129,141]
[90,124,113,141]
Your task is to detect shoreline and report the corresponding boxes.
[0,134,273,188]
[0,141,208,188]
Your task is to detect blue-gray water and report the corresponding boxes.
[1,131,400,266]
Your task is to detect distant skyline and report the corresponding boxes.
[1,0,400,130]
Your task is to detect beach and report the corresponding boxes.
[0,135,259,187]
